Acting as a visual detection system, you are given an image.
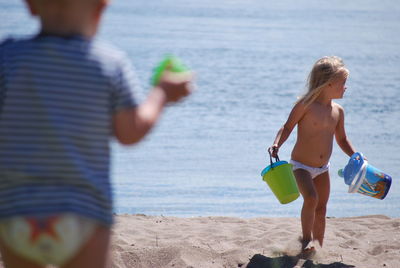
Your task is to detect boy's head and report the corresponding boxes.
[25,0,109,37]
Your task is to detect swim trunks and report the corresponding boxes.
[290,159,330,179]
[0,214,97,266]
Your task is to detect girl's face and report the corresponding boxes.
[330,76,347,99]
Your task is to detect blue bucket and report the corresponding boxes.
[338,152,391,200]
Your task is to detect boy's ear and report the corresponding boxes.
[99,0,110,12]
[25,0,38,16]
[94,0,109,22]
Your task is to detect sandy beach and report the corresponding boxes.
[108,214,400,268]
[0,214,398,267]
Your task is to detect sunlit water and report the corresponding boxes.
[1,0,399,218]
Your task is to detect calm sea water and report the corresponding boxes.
[1,0,399,218]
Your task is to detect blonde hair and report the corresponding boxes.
[297,56,349,107]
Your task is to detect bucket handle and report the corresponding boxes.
[267,148,280,168]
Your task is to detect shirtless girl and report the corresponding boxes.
[269,56,357,255]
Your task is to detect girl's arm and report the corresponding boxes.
[269,101,307,157]
[335,105,356,157]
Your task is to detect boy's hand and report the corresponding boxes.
[158,71,193,103]
[268,144,279,158]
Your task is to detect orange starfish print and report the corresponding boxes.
[26,216,60,243]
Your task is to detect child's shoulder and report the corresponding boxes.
[0,36,21,50]
[90,38,127,59]
[0,36,32,60]
[1,35,129,66]
[0,35,123,54]
[0,37,14,47]
[308,101,344,111]
[0,35,43,55]
[0,34,42,46]
[332,101,344,111]
[331,102,345,119]
[88,39,134,73]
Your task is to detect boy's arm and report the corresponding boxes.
[270,101,307,157]
[335,105,356,157]
[113,73,191,145]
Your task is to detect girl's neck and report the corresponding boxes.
[315,91,333,106]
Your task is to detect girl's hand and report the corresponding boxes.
[268,144,279,158]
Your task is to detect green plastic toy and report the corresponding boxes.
[151,55,190,86]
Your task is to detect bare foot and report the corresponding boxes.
[298,240,316,259]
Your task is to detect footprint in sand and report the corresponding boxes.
[369,245,384,256]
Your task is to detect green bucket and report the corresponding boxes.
[261,153,299,204]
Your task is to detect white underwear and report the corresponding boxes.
[290,159,330,179]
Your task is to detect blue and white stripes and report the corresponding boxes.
[0,35,138,225]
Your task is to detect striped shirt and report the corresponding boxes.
[0,34,138,226]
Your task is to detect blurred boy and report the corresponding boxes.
[0,0,192,267]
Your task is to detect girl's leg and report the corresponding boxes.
[294,169,318,248]
[312,171,330,247]
[62,225,111,268]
